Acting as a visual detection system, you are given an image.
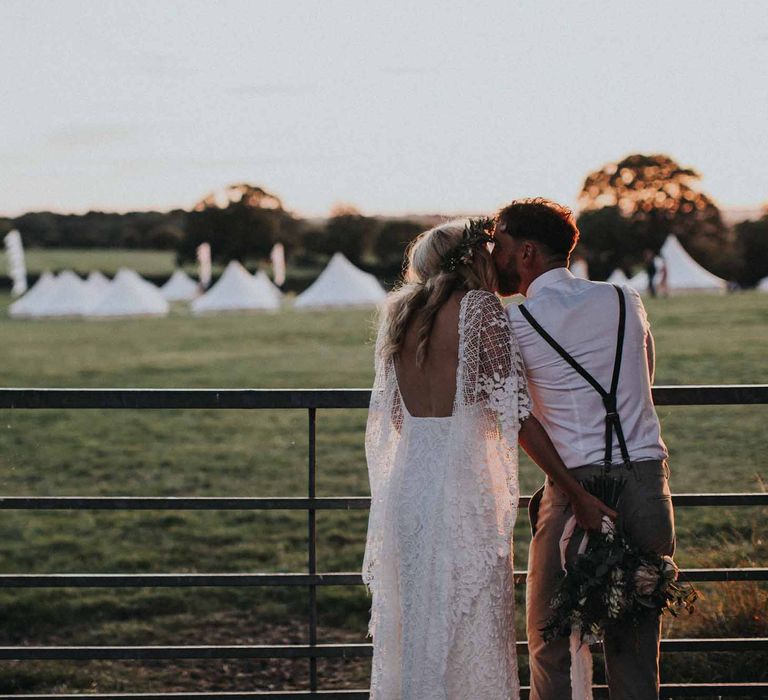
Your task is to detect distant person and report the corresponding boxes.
[656,253,669,297]
[644,249,668,298]
[363,220,612,699]
[644,249,658,297]
[493,198,674,700]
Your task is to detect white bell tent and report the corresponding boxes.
[253,270,284,306]
[627,271,649,293]
[191,261,280,314]
[294,252,386,309]
[8,271,58,318]
[660,235,726,293]
[87,268,169,317]
[606,269,629,286]
[25,270,94,317]
[161,269,199,302]
[85,271,112,296]
[627,236,727,295]
[758,277,768,292]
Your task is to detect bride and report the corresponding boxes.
[363,219,613,699]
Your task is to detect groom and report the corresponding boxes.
[492,198,675,700]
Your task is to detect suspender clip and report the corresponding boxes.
[602,395,618,415]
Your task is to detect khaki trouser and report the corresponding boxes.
[526,460,676,700]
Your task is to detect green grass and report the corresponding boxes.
[0,249,179,277]
[0,248,321,292]
[0,290,765,691]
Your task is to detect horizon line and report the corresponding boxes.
[2,201,764,221]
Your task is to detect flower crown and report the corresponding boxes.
[440,217,495,273]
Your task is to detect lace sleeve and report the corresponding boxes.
[509,327,532,424]
[372,317,403,431]
[462,290,531,434]
[363,312,404,591]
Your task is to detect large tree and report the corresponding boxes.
[574,206,636,281]
[178,184,299,264]
[303,205,381,265]
[733,215,768,287]
[577,154,732,276]
[374,219,423,268]
[12,210,187,249]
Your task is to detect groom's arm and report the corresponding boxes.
[627,285,656,384]
[519,416,618,532]
[647,329,656,384]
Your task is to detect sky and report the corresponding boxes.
[1,0,767,218]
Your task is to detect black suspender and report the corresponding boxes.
[518,285,631,467]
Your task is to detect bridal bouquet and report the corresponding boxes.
[542,474,698,643]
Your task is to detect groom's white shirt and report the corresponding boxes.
[506,267,668,469]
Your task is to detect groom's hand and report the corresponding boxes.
[571,490,618,532]
[517,415,619,530]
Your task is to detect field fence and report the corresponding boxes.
[0,385,766,698]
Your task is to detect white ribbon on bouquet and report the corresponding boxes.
[558,514,616,700]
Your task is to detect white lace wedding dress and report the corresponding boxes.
[363,290,531,700]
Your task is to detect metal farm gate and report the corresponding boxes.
[0,385,766,698]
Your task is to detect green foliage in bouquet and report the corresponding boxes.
[542,474,698,643]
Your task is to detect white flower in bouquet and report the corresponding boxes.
[634,563,660,596]
[601,515,615,542]
[660,555,679,582]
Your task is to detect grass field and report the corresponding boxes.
[0,290,765,692]
[0,248,325,293]
[0,249,180,278]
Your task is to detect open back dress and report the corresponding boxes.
[363,289,532,699]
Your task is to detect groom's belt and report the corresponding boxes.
[572,457,665,469]
[567,458,668,478]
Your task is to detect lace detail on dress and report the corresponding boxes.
[363,289,527,699]
[459,289,532,430]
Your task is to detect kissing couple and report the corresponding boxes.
[363,198,675,699]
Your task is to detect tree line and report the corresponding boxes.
[2,156,766,287]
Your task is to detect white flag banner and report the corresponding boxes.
[4,229,28,297]
[196,243,212,289]
[270,242,286,287]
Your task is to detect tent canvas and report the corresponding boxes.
[22,270,94,317]
[294,252,386,309]
[191,261,280,314]
[659,235,726,292]
[85,271,112,296]
[627,236,727,295]
[606,269,629,286]
[253,270,284,306]
[135,271,162,294]
[87,268,169,317]
[8,271,58,318]
[628,270,649,293]
[161,269,199,302]
[758,277,768,292]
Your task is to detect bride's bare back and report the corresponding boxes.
[394,290,466,417]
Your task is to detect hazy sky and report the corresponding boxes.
[1,0,766,217]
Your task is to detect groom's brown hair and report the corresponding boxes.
[495,198,579,262]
